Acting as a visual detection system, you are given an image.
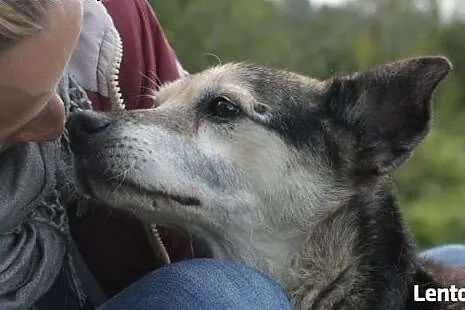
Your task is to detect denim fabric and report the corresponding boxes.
[98,259,291,310]
[420,244,465,267]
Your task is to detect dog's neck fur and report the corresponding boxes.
[194,178,452,310]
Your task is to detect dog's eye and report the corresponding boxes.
[208,97,242,120]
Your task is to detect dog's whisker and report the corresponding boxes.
[200,52,222,66]
[110,159,137,194]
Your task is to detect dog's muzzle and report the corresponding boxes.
[66,111,114,155]
[65,111,201,207]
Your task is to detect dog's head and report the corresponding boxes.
[67,56,451,255]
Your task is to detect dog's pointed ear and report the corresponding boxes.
[324,56,452,175]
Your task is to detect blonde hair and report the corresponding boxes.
[0,0,55,52]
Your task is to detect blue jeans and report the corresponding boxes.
[97,245,465,310]
[420,244,465,267]
[98,259,291,310]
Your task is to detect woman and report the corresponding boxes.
[0,0,291,309]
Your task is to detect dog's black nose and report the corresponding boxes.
[67,111,113,134]
[66,111,113,154]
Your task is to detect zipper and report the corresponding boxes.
[106,31,125,111]
[107,31,171,265]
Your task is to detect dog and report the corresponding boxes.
[67,56,465,309]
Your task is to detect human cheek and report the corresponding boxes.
[9,94,66,143]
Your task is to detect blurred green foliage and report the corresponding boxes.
[151,0,464,248]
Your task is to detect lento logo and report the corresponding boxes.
[414,285,465,302]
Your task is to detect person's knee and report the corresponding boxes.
[152,259,290,308]
[420,244,465,267]
[155,258,281,289]
[99,259,291,310]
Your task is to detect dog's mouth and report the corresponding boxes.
[121,179,202,207]
[151,190,201,206]
[76,168,201,208]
